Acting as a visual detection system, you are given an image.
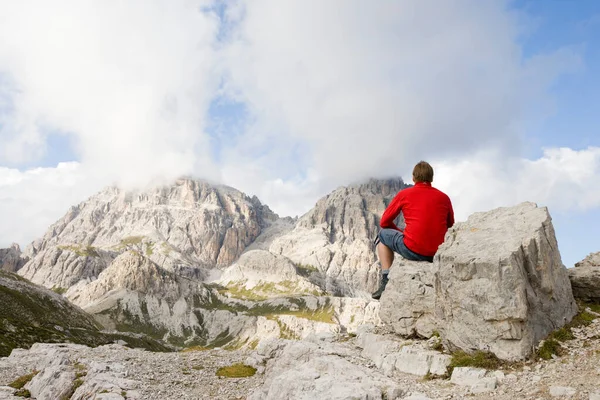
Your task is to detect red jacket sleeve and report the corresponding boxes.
[380,191,404,231]
[447,198,455,228]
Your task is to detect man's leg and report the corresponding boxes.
[372,229,402,300]
[377,242,394,270]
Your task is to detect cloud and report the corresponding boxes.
[0,0,596,252]
[0,0,221,186]
[218,0,581,192]
[0,162,93,247]
[434,147,600,221]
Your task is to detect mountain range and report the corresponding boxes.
[1,177,407,350]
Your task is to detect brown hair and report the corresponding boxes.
[412,161,434,183]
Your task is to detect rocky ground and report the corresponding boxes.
[0,344,263,399]
[1,314,600,400]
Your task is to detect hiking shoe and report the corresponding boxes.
[371,274,389,300]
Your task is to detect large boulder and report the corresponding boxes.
[381,202,577,360]
[569,251,600,302]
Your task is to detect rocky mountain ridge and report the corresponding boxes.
[4,177,402,351]
[0,269,169,358]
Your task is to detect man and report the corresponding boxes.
[372,161,454,300]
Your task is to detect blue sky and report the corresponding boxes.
[0,1,599,268]
[510,0,600,266]
[515,0,600,154]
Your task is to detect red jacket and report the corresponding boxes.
[380,182,454,257]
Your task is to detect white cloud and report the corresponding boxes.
[0,162,93,247]
[0,0,597,253]
[219,0,581,192]
[0,0,221,186]
[434,147,600,221]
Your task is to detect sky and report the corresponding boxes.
[0,0,599,268]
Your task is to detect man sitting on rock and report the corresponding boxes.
[372,161,454,300]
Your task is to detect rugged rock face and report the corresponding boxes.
[569,251,600,302]
[381,202,578,360]
[19,178,278,289]
[0,244,27,272]
[0,270,169,357]
[62,247,380,347]
[270,178,409,296]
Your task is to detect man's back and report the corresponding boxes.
[381,182,454,257]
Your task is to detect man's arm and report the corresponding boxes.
[447,198,455,228]
[380,191,404,231]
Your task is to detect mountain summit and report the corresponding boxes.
[19,178,278,289]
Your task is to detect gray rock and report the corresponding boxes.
[11,178,385,348]
[0,244,27,272]
[402,394,432,400]
[249,340,405,400]
[589,391,600,400]
[0,272,170,357]
[26,365,76,400]
[0,387,15,400]
[394,345,451,377]
[216,249,323,298]
[381,202,578,360]
[357,333,449,377]
[450,367,497,393]
[0,342,263,400]
[549,386,576,397]
[358,333,407,376]
[379,261,436,337]
[568,266,600,302]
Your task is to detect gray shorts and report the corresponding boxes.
[377,229,433,262]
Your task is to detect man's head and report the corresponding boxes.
[412,161,434,183]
